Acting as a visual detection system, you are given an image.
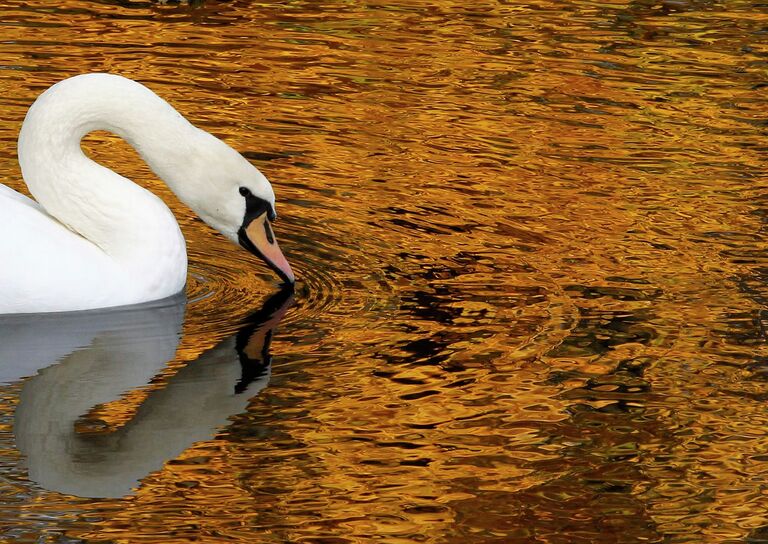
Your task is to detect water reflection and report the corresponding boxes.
[1,0,768,541]
[6,288,292,498]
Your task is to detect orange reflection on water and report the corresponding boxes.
[0,0,766,543]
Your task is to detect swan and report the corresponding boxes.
[0,73,294,314]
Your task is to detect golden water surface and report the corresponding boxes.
[0,0,767,542]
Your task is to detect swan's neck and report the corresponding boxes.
[17,75,197,298]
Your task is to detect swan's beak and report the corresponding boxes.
[238,213,295,284]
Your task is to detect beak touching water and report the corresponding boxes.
[238,212,295,285]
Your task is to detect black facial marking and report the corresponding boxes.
[237,190,293,284]
[264,220,275,245]
[239,191,274,228]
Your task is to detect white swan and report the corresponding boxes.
[0,73,294,314]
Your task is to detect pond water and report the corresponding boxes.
[0,0,766,542]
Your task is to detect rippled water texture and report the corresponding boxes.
[0,0,767,542]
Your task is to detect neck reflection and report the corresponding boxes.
[12,289,293,498]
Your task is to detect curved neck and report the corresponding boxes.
[17,74,192,297]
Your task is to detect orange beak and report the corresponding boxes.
[238,212,295,285]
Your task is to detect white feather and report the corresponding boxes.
[0,74,279,314]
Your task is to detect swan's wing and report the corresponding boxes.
[0,186,122,313]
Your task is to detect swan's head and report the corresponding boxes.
[176,131,295,285]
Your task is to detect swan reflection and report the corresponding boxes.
[3,288,293,498]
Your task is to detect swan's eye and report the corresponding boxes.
[239,187,252,197]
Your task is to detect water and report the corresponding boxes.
[0,0,766,542]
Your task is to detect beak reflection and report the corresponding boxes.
[238,212,295,285]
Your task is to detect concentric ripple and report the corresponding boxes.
[184,209,400,334]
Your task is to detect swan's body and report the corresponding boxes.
[0,74,293,314]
